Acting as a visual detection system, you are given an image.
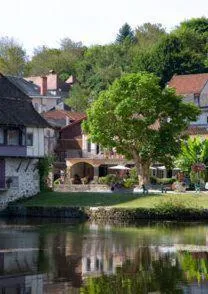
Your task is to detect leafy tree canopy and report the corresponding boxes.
[65,84,91,112]
[83,73,200,184]
[0,37,27,76]
[135,23,166,48]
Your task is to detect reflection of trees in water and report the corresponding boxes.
[179,251,208,283]
[81,247,185,294]
[39,227,84,288]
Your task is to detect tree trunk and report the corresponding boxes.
[134,159,150,186]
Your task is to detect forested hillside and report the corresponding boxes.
[0,17,207,111]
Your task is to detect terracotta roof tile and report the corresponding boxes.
[43,110,86,122]
[168,73,208,95]
[186,125,208,135]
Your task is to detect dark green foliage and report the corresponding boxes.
[38,156,54,191]
[116,23,135,44]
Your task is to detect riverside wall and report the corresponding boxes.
[6,205,208,221]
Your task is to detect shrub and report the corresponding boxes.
[123,178,136,188]
[53,178,61,187]
[156,178,176,185]
[154,196,199,214]
[150,176,157,184]
[98,174,118,185]
[129,167,138,182]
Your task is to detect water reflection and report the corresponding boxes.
[1,220,208,293]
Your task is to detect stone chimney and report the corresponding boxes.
[40,76,47,96]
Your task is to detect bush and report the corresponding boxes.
[156,178,176,185]
[123,178,136,188]
[98,174,118,185]
[129,167,138,182]
[154,196,200,214]
[150,176,176,185]
[150,176,157,184]
[53,178,61,187]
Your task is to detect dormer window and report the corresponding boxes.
[194,94,200,106]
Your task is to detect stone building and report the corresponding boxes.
[0,73,48,208]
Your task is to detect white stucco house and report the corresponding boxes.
[0,73,49,209]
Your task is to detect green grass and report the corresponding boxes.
[15,191,208,209]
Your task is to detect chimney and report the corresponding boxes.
[40,76,47,96]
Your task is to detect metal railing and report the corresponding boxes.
[55,149,125,162]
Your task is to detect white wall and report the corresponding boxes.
[191,111,208,125]
[199,81,208,107]
[32,97,59,113]
[27,127,45,158]
[0,158,40,209]
[44,127,57,155]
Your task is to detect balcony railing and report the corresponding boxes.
[55,149,125,162]
[0,145,27,157]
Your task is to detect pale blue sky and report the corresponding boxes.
[1,0,207,55]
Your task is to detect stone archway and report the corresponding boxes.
[70,162,94,180]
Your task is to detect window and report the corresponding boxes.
[7,129,19,145]
[26,132,33,146]
[87,141,91,152]
[0,129,4,144]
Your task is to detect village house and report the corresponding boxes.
[25,70,75,112]
[148,73,208,179]
[7,74,61,114]
[0,73,48,208]
[168,73,208,126]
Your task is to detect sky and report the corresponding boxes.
[0,0,207,56]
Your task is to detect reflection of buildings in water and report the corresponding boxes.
[0,274,44,294]
[0,228,39,275]
[0,249,39,274]
[0,228,45,294]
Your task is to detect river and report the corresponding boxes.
[0,218,208,293]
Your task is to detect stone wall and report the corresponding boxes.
[55,184,111,193]
[0,158,40,209]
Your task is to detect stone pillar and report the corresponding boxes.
[94,166,99,183]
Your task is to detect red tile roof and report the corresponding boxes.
[168,73,208,95]
[186,125,208,135]
[43,110,86,122]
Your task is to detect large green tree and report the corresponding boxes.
[0,37,27,75]
[83,73,200,185]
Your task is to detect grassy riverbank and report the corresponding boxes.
[16,191,208,209]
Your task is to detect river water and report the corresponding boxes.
[0,218,208,293]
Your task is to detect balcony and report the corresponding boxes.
[0,145,27,157]
[55,149,125,162]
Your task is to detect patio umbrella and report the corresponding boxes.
[108,165,130,170]
[157,166,166,170]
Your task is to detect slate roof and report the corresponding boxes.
[0,74,49,128]
[7,76,60,98]
[42,110,86,128]
[168,73,208,95]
